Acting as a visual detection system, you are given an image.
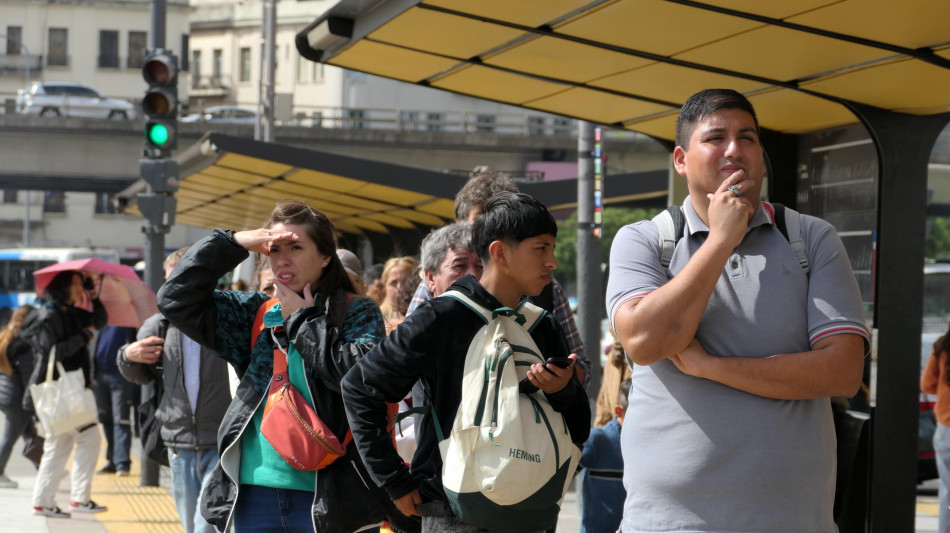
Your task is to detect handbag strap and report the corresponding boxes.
[44,345,57,383]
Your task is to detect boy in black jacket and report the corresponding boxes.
[342,192,590,532]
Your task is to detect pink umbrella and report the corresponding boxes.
[33,258,158,328]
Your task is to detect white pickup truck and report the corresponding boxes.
[16,81,135,120]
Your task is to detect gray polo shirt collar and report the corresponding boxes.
[682,196,773,235]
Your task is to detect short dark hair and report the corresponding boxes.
[472,192,557,263]
[675,89,759,150]
[454,170,519,221]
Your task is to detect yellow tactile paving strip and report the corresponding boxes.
[89,459,183,533]
[917,496,939,516]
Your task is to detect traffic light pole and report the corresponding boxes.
[140,0,169,488]
[149,0,165,49]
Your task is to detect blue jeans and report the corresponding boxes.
[935,423,950,533]
[234,484,314,532]
[93,369,136,470]
[169,447,219,533]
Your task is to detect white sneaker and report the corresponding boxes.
[70,500,107,513]
[0,474,16,489]
[33,506,70,518]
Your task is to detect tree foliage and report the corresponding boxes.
[555,207,662,283]
[926,217,950,261]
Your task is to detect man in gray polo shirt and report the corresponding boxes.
[606,88,868,533]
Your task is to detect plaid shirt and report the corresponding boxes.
[406,278,591,389]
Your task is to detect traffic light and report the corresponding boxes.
[142,49,178,157]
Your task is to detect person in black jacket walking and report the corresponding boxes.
[26,270,108,518]
[0,305,40,488]
[118,247,230,533]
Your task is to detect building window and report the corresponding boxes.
[2,190,17,204]
[98,30,119,68]
[127,31,147,68]
[400,111,419,131]
[475,114,495,133]
[94,192,117,214]
[313,63,324,82]
[192,50,201,88]
[47,28,68,66]
[43,191,65,213]
[344,109,366,129]
[528,117,546,136]
[240,47,251,82]
[6,26,21,54]
[212,49,222,87]
[426,112,443,132]
[553,117,572,137]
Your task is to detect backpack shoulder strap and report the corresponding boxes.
[440,290,491,325]
[516,301,548,334]
[770,203,810,275]
[653,205,686,268]
[250,297,280,349]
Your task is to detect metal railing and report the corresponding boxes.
[444,169,546,182]
[0,53,42,73]
[190,75,231,91]
[0,89,577,138]
[268,105,577,136]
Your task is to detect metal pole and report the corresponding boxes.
[149,0,166,49]
[140,0,168,488]
[21,42,30,91]
[260,0,277,142]
[577,120,602,399]
[22,191,29,247]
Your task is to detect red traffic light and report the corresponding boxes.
[142,52,177,85]
[145,61,170,84]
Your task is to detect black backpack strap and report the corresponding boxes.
[653,205,687,268]
[772,202,789,241]
[771,203,810,275]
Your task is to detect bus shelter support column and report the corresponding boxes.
[577,120,602,399]
[845,103,950,533]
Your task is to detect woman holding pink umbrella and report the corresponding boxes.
[23,270,108,518]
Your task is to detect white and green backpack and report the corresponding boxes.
[427,289,581,533]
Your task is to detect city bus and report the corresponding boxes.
[0,247,121,316]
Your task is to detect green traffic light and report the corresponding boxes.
[146,123,170,146]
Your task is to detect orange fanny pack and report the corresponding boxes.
[260,339,349,471]
[252,299,350,471]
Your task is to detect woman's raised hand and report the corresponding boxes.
[275,282,314,319]
[233,227,298,255]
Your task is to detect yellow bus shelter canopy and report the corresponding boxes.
[296,0,950,141]
[120,133,668,235]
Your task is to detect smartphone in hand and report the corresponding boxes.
[543,357,573,373]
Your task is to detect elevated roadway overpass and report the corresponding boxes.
[0,112,668,195]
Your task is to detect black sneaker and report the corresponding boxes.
[70,500,107,513]
[96,464,116,475]
[33,506,70,518]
